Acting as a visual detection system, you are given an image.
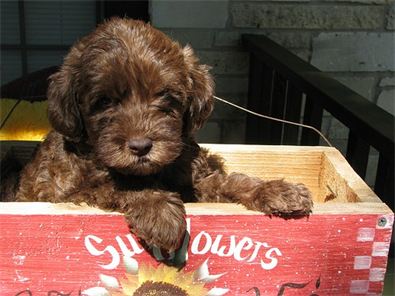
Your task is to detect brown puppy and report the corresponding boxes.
[16,18,313,252]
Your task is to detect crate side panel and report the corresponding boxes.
[1,212,393,295]
[319,152,359,203]
[322,150,383,204]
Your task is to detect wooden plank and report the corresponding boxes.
[1,201,392,217]
[201,144,334,153]
[282,82,303,145]
[346,131,370,179]
[301,96,324,145]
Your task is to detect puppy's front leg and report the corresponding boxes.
[120,190,186,252]
[64,188,186,252]
[196,172,313,216]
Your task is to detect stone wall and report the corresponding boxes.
[150,0,394,185]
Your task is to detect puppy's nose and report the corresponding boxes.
[128,138,153,156]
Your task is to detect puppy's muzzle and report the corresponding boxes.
[128,137,153,156]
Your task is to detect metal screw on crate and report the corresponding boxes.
[378,217,387,227]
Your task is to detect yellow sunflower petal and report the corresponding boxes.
[118,274,140,294]
[112,263,210,296]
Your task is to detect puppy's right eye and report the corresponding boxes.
[90,96,113,114]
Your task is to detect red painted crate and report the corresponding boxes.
[0,145,393,296]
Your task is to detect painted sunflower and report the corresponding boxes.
[83,257,229,296]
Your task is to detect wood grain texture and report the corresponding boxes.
[204,144,324,199]
[202,144,388,209]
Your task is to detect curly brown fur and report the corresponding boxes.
[15,18,313,252]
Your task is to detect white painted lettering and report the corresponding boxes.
[84,235,120,270]
[84,219,283,271]
[115,234,144,260]
[191,231,212,254]
[248,241,269,263]
[211,235,235,257]
[260,247,282,270]
[234,237,254,261]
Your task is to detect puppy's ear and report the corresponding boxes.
[47,60,83,142]
[183,45,214,134]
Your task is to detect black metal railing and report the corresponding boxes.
[242,34,394,210]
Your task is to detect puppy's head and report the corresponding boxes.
[48,18,214,175]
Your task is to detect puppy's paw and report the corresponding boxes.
[252,180,313,216]
[126,191,186,252]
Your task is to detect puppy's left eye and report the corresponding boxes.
[90,96,114,114]
[156,89,169,98]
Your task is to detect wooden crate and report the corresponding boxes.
[0,145,393,296]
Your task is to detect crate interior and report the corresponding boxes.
[1,141,377,206]
[203,144,369,205]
